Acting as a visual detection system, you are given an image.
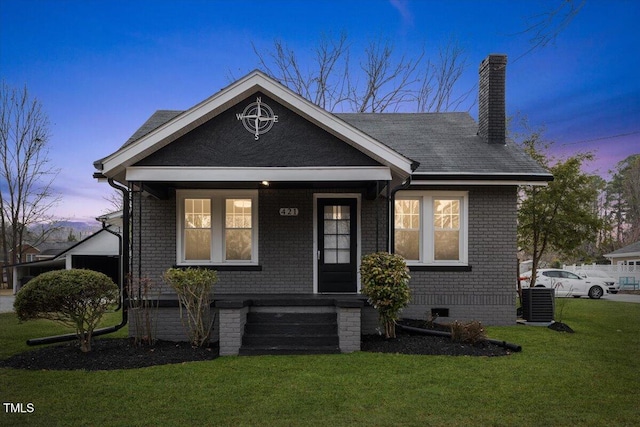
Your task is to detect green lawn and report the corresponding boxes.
[1,300,638,427]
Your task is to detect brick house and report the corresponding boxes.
[93,54,551,355]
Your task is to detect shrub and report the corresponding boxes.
[163,267,217,347]
[360,252,411,338]
[127,275,159,346]
[450,320,487,345]
[14,269,119,352]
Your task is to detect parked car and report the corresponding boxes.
[575,270,619,294]
[519,269,608,299]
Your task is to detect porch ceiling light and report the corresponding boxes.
[261,181,270,186]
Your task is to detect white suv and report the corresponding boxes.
[520,269,608,299]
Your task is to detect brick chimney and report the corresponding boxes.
[478,54,507,144]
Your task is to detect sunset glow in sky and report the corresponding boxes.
[2,0,638,221]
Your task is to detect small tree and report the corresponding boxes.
[163,267,217,347]
[516,129,601,287]
[360,252,411,339]
[14,269,118,352]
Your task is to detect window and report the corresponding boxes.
[177,190,258,265]
[394,191,468,265]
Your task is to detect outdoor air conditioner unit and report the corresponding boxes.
[522,288,555,322]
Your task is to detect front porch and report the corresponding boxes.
[146,294,379,355]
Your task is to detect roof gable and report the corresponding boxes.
[97,71,415,180]
[135,93,382,169]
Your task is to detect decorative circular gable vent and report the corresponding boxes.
[236,96,278,140]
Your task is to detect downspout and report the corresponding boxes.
[27,178,130,345]
[388,177,412,254]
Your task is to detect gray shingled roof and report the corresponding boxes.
[336,112,547,176]
[123,110,183,146]
[116,109,549,177]
[605,240,640,257]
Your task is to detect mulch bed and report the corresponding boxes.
[0,319,515,371]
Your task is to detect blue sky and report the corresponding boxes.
[1,0,639,221]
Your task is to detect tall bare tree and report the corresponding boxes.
[1,82,60,282]
[253,33,471,113]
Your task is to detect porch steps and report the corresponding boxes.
[239,312,340,356]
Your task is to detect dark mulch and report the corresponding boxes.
[0,339,219,371]
[362,319,513,357]
[1,319,514,371]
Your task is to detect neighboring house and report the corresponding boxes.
[8,223,121,294]
[93,54,552,355]
[604,240,640,266]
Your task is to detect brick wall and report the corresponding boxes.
[130,185,516,327]
[130,187,386,295]
[402,186,517,325]
[478,54,507,145]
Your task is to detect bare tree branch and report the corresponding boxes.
[511,0,586,63]
[1,82,60,273]
[253,32,470,114]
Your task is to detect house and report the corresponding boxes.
[93,54,552,355]
[8,220,122,294]
[604,240,640,266]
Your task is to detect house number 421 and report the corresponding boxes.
[279,208,299,216]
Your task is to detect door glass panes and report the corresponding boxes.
[185,199,211,260]
[394,199,420,260]
[324,205,350,264]
[225,199,252,260]
[434,199,460,260]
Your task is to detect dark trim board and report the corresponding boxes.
[408,265,473,272]
[171,265,263,272]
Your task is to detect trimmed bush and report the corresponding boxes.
[450,320,487,345]
[360,252,411,338]
[14,269,119,352]
[163,267,217,347]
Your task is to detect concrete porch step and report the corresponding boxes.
[242,333,339,347]
[245,322,337,335]
[238,345,341,356]
[240,310,340,355]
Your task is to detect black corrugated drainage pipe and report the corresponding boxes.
[397,323,522,353]
[26,178,130,346]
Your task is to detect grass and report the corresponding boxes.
[1,300,639,427]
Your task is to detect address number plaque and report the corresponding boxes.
[279,208,299,216]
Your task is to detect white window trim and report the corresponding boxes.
[176,189,259,266]
[395,190,468,266]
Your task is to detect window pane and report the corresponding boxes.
[185,199,211,260]
[185,199,211,228]
[434,199,459,231]
[324,220,337,234]
[434,230,459,260]
[394,199,420,261]
[324,235,337,249]
[185,229,211,260]
[225,199,252,260]
[324,250,337,264]
[225,229,252,260]
[337,249,350,263]
[395,230,420,260]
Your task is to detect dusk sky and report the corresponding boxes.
[1,0,639,222]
